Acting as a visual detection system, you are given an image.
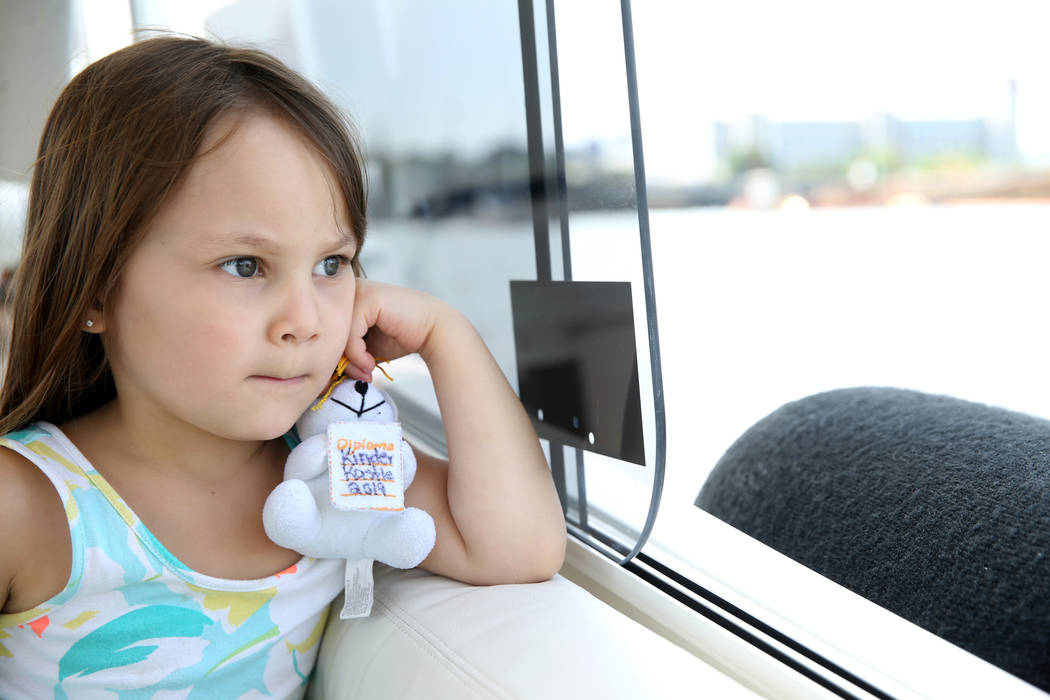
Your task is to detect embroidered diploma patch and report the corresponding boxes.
[327,422,405,512]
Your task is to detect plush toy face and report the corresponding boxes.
[296,380,399,439]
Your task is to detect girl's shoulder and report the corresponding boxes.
[0,436,72,616]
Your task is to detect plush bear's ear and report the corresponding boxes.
[297,379,351,437]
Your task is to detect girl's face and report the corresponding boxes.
[100,111,358,442]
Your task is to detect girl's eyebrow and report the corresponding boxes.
[226,233,282,254]
[334,228,357,247]
[205,231,356,254]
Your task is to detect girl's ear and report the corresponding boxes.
[83,305,106,333]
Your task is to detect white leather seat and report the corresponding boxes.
[309,565,755,699]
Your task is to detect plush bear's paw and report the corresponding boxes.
[364,507,437,569]
[262,480,323,552]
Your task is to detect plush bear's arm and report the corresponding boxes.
[285,433,329,481]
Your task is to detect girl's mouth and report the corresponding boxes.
[250,375,307,384]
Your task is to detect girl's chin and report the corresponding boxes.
[234,414,307,443]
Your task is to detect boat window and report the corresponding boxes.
[613,2,1048,694]
[7,1,1047,696]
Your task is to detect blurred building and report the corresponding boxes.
[715,83,1018,176]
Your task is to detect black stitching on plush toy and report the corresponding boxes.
[330,392,387,418]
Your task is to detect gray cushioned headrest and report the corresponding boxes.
[697,387,1049,691]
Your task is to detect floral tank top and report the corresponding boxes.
[0,422,344,699]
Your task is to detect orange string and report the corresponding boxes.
[310,356,394,412]
[311,356,351,411]
[373,357,394,382]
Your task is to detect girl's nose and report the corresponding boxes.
[269,281,321,344]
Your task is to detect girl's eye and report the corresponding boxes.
[219,257,260,278]
[314,255,347,277]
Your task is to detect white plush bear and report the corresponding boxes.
[263,377,436,617]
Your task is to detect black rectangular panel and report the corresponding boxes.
[510,280,645,466]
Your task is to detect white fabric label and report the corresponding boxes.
[341,559,374,619]
[326,421,405,512]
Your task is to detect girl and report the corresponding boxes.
[0,36,565,697]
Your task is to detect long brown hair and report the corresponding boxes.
[0,36,367,434]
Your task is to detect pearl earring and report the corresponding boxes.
[85,319,94,328]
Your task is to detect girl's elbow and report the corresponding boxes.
[542,530,567,579]
[470,530,566,585]
[518,528,567,583]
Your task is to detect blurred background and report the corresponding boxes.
[5,0,1050,494]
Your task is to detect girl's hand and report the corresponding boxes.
[342,278,565,583]
[342,279,453,381]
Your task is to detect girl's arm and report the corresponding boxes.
[344,280,566,585]
[0,449,72,614]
